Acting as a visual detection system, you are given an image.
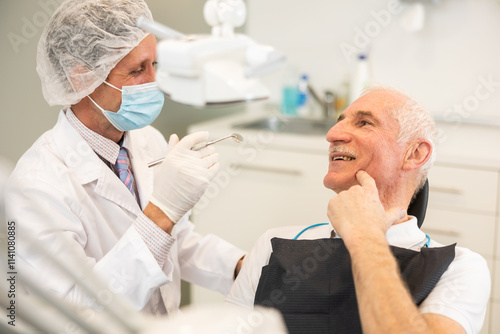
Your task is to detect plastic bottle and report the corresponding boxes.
[296,74,309,117]
[335,75,350,117]
[281,67,299,116]
[348,54,370,105]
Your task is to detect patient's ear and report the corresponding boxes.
[403,140,432,171]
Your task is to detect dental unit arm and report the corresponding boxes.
[137,0,286,107]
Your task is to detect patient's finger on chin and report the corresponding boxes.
[356,170,375,188]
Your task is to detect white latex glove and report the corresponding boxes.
[150,132,220,223]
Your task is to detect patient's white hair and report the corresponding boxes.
[361,85,437,192]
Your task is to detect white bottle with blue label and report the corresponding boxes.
[296,74,310,117]
[348,54,370,105]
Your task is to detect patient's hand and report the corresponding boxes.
[327,170,405,248]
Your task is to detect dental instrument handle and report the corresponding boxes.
[148,133,242,168]
[191,134,233,151]
[148,158,165,168]
[147,137,228,168]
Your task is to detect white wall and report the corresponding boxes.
[0,0,60,164]
[246,0,500,122]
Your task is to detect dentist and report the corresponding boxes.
[5,0,245,314]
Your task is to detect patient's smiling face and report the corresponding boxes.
[323,90,407,196]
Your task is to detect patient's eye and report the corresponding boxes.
[358,119,372,127]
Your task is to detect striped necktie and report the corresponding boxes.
[115,147,137,200]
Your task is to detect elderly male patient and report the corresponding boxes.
[226,86,490,334]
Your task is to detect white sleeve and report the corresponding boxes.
[6,177,169,311]
[173,215,246,295]
[418,247,491,334]
[225,230,274,308]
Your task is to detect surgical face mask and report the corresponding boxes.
[88,81,164,131]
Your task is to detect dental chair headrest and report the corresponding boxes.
[408,179,429,228]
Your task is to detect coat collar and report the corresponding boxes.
[128,127,155,210]
[52,110,155,213]
[52,110,102,185]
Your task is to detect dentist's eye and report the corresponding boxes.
[131,67,145,76]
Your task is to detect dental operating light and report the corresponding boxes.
[137,0,286,107]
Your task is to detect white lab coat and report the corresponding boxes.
[5,110,245,314]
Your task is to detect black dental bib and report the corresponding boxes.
[254,237,455,334]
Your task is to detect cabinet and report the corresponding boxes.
[423,163,499,334]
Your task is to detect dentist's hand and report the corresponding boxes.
[327,170,405,248]
[149,132,219,223]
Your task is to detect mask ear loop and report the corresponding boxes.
[87,80,124,111]
[87,95,105,111]
[103,80,123,92]
[86,94,126,131]
[86,81,126,131]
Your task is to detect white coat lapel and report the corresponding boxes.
[128,129,155,210]
[53,110,142,215]
[94,164,142,215]
[53,111,101,185]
